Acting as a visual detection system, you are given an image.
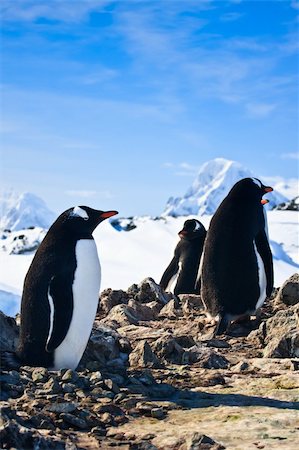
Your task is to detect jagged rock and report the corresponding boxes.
[0,311,19,352]
[99,289,129,313]
[159,298,181,319]
[129,341,162,369]
[274,274,299,306]
[250,304,299,358]
[187,432,225,449]
[0,415,65,449]
[152,336,184,364]
[102,304,140,327]
[128,299,156,321]
[80,324,126,369]
[128,278,172,305]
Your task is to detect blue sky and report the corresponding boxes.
[1,0,298,216]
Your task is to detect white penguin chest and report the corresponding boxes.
[53,239,101,370]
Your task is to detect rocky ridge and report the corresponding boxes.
[1,276,299,449]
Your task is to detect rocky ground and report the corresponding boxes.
[1,274,299,450]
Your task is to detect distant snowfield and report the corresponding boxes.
[0,211,298,317]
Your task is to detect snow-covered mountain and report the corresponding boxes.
[0,191,55,231]
[163,158,289,217]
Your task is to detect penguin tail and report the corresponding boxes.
[214,314,231,337]
[1,351,22,370]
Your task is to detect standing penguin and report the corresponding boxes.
[160,219,206,295]
[17,206,118,370]
[200,178,273,335]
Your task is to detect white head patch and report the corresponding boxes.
[72,206,89,220]
[251,178,262,188]
[194,220,201,231]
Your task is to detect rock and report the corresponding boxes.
[1,421,64,449]
[128,299,156,321]
[128,277,172,305]
[99,288,129,313]
[159,298,181,319]
[80,324,125,368]
[102,304,140,327]
[250,304,299,358]
[61,369,79,383]
[201,351,230,369]
[129,341,162,369]
[60,413,87,429]
[152,336,184,364]
[187,432,225,449]
[151,407,166,419]
[32,367,48,382]
[104,378,120,393]
[46,402,78,414]
[231,361,250,372]
[43,377,61,394]
[275,274,299,306]
[0,311,19,352]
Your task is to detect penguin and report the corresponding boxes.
[200,177,274,336]
[16,206,118,370]
[160,219,206,295]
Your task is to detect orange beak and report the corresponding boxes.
[100,210,118,219]
[261,199,269,205]
[264,186,273,193]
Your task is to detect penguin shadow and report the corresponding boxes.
[168,389,299,411]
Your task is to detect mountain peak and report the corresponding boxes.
[163,158,288,217]
[0,190,55,231]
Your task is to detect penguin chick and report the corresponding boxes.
[160,219,206,295]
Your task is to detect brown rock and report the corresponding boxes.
[99,289,129,313]
[275,273,299,306]
[129,341,162,369]
[0,311,19,352]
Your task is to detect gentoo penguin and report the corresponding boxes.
[160,219,206,295]
[200,178,274,335]
[17,206,118,370]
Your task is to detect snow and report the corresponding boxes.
[0,211,298,317]
[1,227,47,254]
[163,158,288,217]
[0,190,55,231]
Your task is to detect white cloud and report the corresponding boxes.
[0,0,111,23]
[220,12,244,22]
[246,102,277,118]
[163,162,199,176]
[280,152,299,160]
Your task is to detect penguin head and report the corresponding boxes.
[61,206,118,235]
[230,178,273,204]
[179,219,204,240]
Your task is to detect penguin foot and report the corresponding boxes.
[213,314,231,337]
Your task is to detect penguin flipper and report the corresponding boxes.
[255,229,274,297]
[160,256,179,291]
[46,275,74,352]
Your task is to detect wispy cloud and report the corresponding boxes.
[162,162,199,177]
[65,190,114,199]
[245,102,277,118]
[0,0,111,23]
[280,152,299,160]
[220,12,244,22]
